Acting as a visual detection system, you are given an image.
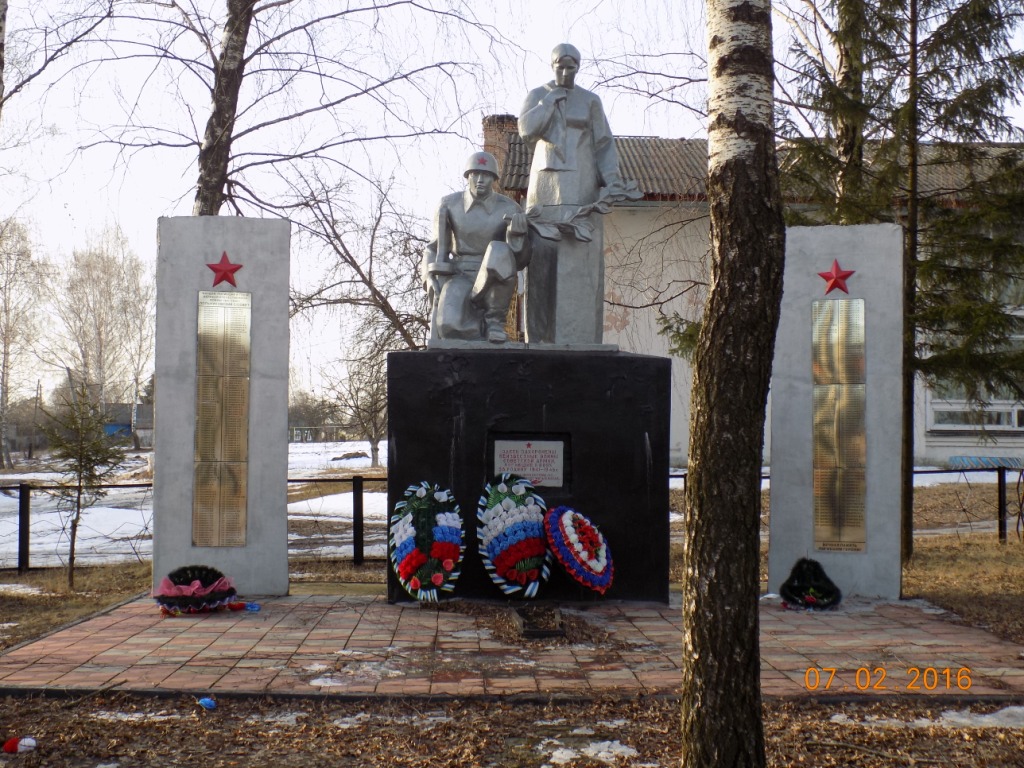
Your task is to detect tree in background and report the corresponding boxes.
[324,348,388,468]
[290,183,430,351]
[0,217,42,467]
[287,388,337,440]
[40,372,126,590]
[41,225,154,408]
[69,1,507,217]
[63,1,500,355]
[0,0,112,129]
[679,0,784,764]
[775,0,1024,557]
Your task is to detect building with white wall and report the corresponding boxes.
[483,114,1024,467]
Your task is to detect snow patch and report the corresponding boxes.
[832,706,1024,729]
[309,676,349,688]
[0,583,46,596]
[90,710,183,723]
[246,712,302,727]
[333,713,372,729]
[547,747,578,764]
[581,740,640,762]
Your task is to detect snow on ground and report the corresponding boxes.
[0,442,383,569]
[0,583,46,596]
[286,441,387,477]
[831,706,1024,729]
[0,442,1006,569]
[289,491,389,521]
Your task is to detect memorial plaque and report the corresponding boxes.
[193,291,251,547]
[493,439,566,487]
[811,298,866,552]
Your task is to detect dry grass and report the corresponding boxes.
[904,533,1024,644]
[287,476,386,504]
[669,480,1018,533]
[289,556,387,584]
[0,562,151,651]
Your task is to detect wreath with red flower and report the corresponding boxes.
[389,481,464,601]
[477,473,551,598]
[152,564,239,616]
[544,506,614,594]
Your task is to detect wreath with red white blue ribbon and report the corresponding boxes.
[389,481,464,602]
[544,506,614,595]
[477,473,551,598]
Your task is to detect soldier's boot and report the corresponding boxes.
[482,279,516,343]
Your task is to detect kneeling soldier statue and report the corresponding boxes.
[422,151,530,343]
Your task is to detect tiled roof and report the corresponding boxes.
[779,140,1024,201]
[499,132,1023,202]
[910,144,1023,198]
[500,135,708,200]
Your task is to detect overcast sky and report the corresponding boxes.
[3,1,705,262]
[2,1,1021,393]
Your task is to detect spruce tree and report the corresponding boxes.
[41,375,127,590]
[776,0,1024,558]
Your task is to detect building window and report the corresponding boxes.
[926,387,1024,433]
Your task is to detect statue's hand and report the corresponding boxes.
[545,87,568,105]
[507,212,528,237]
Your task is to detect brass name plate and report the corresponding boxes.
[811,298,866,552]
[193,291,251,547]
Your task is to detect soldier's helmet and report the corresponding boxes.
[464,151,500,179]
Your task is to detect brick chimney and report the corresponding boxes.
[482,114,518,191]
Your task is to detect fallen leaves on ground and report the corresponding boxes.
[2,694,1024,767]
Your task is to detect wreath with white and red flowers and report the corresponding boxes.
[477,473,551,598]
[389,481,464,601]
[544,506,614,595]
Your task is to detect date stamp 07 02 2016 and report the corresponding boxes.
[804,666,972,692]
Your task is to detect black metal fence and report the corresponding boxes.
[3,468,1021,573]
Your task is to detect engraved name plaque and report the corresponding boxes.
[193,291,251,547]
[494,439,565,487]
[811,298,866,552]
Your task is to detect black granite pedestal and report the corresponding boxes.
[386,348,671,603]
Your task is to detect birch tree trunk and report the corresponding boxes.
[193,0,256,216]
[0,0,8,126]
[681,0,784,765]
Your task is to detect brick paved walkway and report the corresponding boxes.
[2,592,1022,699]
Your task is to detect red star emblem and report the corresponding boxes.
[207,251,243,287]
[477,157,488,165]
[818,259,855,295]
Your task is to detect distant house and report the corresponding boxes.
[102,403,154,448]
[483,114,1024,467]
[104,404,134,438]
[133,404,154,449]
[289,425,348,443]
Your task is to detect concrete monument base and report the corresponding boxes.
[386,348,671,603]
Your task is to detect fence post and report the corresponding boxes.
[998,467,1008,544]
[17,483,30,574]
[352,475,364,565]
